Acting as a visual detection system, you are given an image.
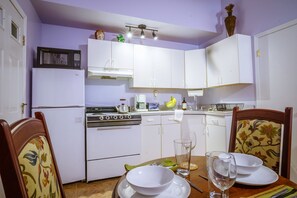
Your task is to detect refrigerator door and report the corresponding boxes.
[32,107,85,184]
[32,68,85,107]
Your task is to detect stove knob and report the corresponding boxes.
[105,116,110,120]
[127,115,132,119]
[98,116,104,120]
[119,115,123,119]
[113,116,118,120]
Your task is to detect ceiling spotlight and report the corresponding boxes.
[125,24,158,40]
[152,31,158,40]
[127,27,132,38]
[140,29,145,39]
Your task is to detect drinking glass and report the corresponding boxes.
[207,151,237,198]
[182,132,197,168]
[174,139,192,177]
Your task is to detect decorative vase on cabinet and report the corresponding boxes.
[224,4,236,37]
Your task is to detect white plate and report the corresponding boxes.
[236,165,279,186]
[117,175,191,198]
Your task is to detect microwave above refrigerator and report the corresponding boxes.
[36,47,81,69]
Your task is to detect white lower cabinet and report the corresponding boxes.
[181,115,206,156]
[141,115,181,163]
[205,115,232,152]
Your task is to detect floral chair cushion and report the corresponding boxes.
[234,119,282,174]
[18,135,62,198]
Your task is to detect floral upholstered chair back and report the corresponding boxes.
[18,135,63,198]
[234,119,282,174]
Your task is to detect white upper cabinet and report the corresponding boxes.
[206,34,253,87]
[185,49,207,89]
[88,39,134,69]
[132,45,183,88]
[171,49,185,89]
[133,45,156,87]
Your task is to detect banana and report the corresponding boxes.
[166,96,177,108]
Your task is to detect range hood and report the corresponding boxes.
[88,67,133,79]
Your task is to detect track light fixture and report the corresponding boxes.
[125,24,158,40]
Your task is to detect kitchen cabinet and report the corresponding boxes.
[87,39,134,76]
[140,115,181,163]
[171,49,185,88]
[132,45,184,88]
[205,115,232,152]
[181,115,206,156]
[161,115,182,158]
[185,49,207,89]
[141,115,162,163]
[206,34,253,87]
[133,45,171,88]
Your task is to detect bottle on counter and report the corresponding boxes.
[182,97,187,110]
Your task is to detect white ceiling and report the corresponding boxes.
[30,0,220,45]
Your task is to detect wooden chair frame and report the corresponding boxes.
[229,106,293,179]
[0,112,65,198]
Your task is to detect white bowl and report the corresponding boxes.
[126,166,175,196]
[231,153,263,175]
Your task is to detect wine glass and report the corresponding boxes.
[207,151,237,198]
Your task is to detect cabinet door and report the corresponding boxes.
[171,49,185,88]
[206,125,227,152]
[185,49,207,89]
[112,42,134,69]
[153,47,172,88]
[141,125,162,163]
[181,115,206,156]
[162,123,181,158]
[133,45,154,87]
[88,39,111,68]
[206,34,253,87]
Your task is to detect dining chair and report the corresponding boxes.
[229,106,293,179]
[0,112,65,198]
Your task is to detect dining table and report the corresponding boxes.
[112,156,297,197]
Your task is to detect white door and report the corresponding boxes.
[0,0,26,197]
[0,0,26,124]
[255,19,297,182]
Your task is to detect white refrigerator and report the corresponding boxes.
[32,68,85,184]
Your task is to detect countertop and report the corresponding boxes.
[131,110,233,116]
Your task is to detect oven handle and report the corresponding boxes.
[95,126,133,130]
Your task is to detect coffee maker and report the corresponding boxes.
[134,94,148,112]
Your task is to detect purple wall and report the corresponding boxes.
[16,0,42,116]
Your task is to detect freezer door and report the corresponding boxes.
[32,107,85,184]
[32,68,85,107]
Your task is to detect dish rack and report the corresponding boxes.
[215,103,244,111]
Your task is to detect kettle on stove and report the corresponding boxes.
[116,99,129,114]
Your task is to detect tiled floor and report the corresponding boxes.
[63,177,119,198]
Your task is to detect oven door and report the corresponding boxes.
[87,125,141,159]
[86,125,141,181]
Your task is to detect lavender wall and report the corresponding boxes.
[198,0,297,107]
[16,0,42,115]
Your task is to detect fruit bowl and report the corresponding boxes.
[165,96,176,109]
[126,166,174,196]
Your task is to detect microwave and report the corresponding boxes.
[36,47,81,69]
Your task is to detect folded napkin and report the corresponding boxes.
[174,109,184,122]
[246,185,297,198]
